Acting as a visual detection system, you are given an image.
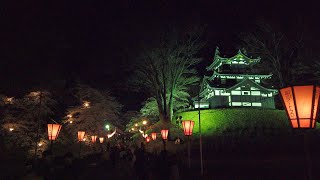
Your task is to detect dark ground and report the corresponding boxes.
[3,133,320,180]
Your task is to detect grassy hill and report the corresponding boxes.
[176,108,292,136]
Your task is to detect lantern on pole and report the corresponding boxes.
[78,131,85,158]
[99,137,104,144]
[182,120,195,168]
[47,124,62,152]
[161,129,169,140]
[161,129,169,150]
[91,135,97,143]
[280,85,320,180]
[151,132,157,140]
[280,85,320,129]
[48,124,62,141]
[182,120,195,136]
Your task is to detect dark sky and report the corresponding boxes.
[1,0,319,110]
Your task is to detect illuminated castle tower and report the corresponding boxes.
[196,47,278,109]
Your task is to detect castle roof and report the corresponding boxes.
[225,78,278,94]
[206,47,261,71]
[200,77,277,96]
[208,72,272,80]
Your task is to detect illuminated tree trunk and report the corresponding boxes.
[168,89,174,122]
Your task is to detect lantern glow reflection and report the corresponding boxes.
[47,124,62,141]
[280,85,320,129]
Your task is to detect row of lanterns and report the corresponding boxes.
[78,131,115,144]
[47,124,116,156]
[145,120,195,142]
[47,126,115,142]
[144,120,195,143]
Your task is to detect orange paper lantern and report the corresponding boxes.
[47,124,62,141]
[161,129,169,140]
[182,120,195,136]
[146,136,151,143]
[280,85,320,129]
[91,135,97,143]
[78,131,85,141]
[99,137,104,143]
[151,132,157,140]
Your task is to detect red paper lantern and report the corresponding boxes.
[182,120,195,136]
[91,135,97,143]
[280,85,320,129]
[47,124,62,141]
[151,132,157,140]
[146,136,151,143]
[161,129,169,140]
[99,137,104,143]
[78,131,85,141]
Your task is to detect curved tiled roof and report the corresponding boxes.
[207,48,260,71]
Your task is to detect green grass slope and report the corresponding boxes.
[176,108,291,136]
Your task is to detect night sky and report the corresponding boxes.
[1,1,319,110]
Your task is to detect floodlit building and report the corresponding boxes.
[195,47,278,109]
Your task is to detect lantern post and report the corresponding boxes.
[280,85,320,180]
[47,123,62,153]
[161,129,169,150]
[198,82,204,176]
[78,131,85,158]
[182,120,195,168]
[99,137,104,152]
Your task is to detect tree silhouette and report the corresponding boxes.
[134,27,204,123]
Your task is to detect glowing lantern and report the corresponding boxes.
[161,129,169,140]
[83,101,90,108]
[151,132,157,140]
[78,131,85,141]
[99,137,104,143]
[47,124,62,141]
[146,136,151,143]
[91,135,97,143]
[142,120,147,125]
[182,120,195,136]
[9,128,14,132]
[280,85,320,129]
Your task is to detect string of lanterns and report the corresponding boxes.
[44,100,119,157]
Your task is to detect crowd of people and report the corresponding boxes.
[23,141,184,180]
